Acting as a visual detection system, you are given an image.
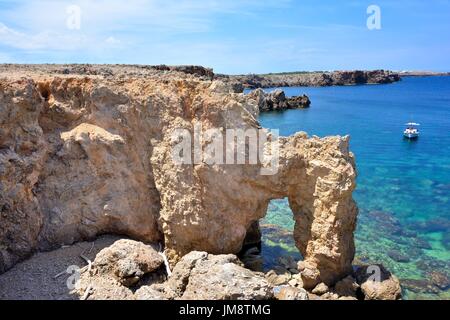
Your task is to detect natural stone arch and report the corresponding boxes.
[148,84,359,289]
[0,73,358,289]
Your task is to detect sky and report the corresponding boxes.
[0,0,449,74]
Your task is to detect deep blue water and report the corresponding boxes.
[256,76,450,299]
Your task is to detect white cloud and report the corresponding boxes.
[0,22,91,50]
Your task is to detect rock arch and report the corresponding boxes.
[0,72,358,290]
[151,84,359,289]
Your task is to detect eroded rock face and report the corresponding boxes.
[247,88,310,112]
[220,70,400,89]
[0,65,358,288]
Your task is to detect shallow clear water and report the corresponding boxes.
[257,76,450,299]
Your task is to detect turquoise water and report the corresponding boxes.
[257,76,450,299]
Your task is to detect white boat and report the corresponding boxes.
[404,122,420,139]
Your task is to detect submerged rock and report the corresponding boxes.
[401,279,440,294]
[387,250,410,263]
[428,271,450,290]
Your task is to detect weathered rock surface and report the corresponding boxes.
[72,239,166,299]
[164,251,273,300]
[333,275,359,298]
[247,88,310,112]
[74,249,272,300]
[354,264,402,300]
[273,285,309,300]
[91,239,164,286]
[311,282,329,295]
[0,64,358,290]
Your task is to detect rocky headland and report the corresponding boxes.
[247,88,311,111]
[218,70,401,89]
[0,64,401,300]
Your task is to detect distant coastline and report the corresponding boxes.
[397,71,450,77]
[218,69,450,90]
[217,70,401,89]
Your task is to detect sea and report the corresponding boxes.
[255,76,450,300]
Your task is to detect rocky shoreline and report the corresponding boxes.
[218,70,401,89]
[0,64,401,300]
[247,88,311,112]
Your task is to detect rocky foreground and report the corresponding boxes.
[70,238,401,300]
[0,64,400,300]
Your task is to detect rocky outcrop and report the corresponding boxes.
[74,245,273,300]
[71,240,401,300]
[0,64,357,290]
[354,264,402,300]
[90,239,164,287]
[247,88,311,112]
[219,70,400,89]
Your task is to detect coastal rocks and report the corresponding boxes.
[311,282,329,295]
[90,239,164,287]
[247,88,310,112]
[73,240,167,300]
[273,285,308,300]
[354,265,402,300]
[73,240,168,299]
[74,248,273,300]
[333,275,359,298]
[287,95,311,109]
[428,271,450,290]
[166,252,273,300]
[401,279,440,294]
[387,250,410,263]
[330,70,400,85]
[152,65,215,80]
[222,70,400,89]
[265,269,291,286]
[0,65,358,292]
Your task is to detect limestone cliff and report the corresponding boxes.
[218,70,401,89]
[0,65,357,288]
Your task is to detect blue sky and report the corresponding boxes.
[0,0,449,74]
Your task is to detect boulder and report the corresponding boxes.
[164,252,273,300]
[428,271,450,290]
[265,269,292,286]
[333,275,359,298]
[273,285,308,300]
[311,282,329,295]
[92,239,164,287]
[72,239,166,299]
[278,256,298,270]
[247,88,311,112]
[354,265,402,300]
